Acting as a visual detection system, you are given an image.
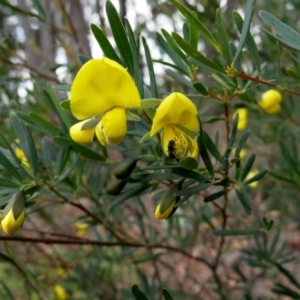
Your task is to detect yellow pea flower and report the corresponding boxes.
[246,170,259,188]
[1,190,26,235]
[258,89,282,115]
[150,92,200,159]
[54,285,69,300]
[233,108,248,131]
[74,222,88,236]
[69,58,141,145]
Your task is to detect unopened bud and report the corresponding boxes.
[1,190,26,235]
[259,89,282,115]
[114,159,137,179]
[106,179,127,195]
[154,184,178,220]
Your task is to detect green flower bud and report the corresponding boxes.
[114,159,137,179]
[155,184,178,220]
[106,179,127,196]
[1,190,26,235]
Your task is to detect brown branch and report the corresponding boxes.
[0,235,213,268]
[235,71,300,97]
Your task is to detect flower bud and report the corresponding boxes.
[114,159,137,179]
[258,90,282,115]
[233,108,248,131]
[106,179,127,195]
[154,184,178,220]
[1,190,26,235]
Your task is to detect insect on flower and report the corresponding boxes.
[167,139,176,159]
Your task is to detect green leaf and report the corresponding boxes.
[165,69,193,88]
[125,19,142,95]
[162,288,174,300]
[60,100,71,110]
[24,126,38,177]
[228,113,239,149]
[241,153,256,181]
[141,99,161,109]
[273,262,300,289]
[142,37,157,98]
[131,284,149,300]
[201,116,224,124]
[189,21,198,49]
[172,0,222,53]
[0,149,23,182]
[171,167,209,182]
[78,54,90,64]
[268,170,296,185]
[172,32,225,74]
[233,10,261,74]
[259,10,300,51]
[200,144,214,178]
[52,84,71,92]
[202,131,225,163]
[214,229,261,236]
[45,85,70,133]
[216,8,232,65]
[286,67,300,81]
[179,157,198,170]
[52,137,105,161]
[235,187,252,215]
[244,170,267,186]
[109,183,151,209]
[175,183,211,197]
[156,32,189,74]
[126,110,140,121]
[204,190,226,202]
[193,82,208,95]
[29,113,62,136]
[161,29,187,62]
[233,0,255,64]
[106,0,134,75]
[90,24,123,65]
[234,129,251,158]
[0,178,20,188]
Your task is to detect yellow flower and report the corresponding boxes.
[15,147,29,167]
[246,170,259,188]
[154,185,178,220]
[69,58,140,145]
[1,190,26,235]
[233,108,247,131]
[74,222,88,236]
[54,285,69,300]
[150,93,200,159]
[258,89,282,115]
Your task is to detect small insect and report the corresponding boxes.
[167,139,176,159]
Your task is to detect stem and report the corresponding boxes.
[235,72,300,97]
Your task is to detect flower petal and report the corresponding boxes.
[96,107,127,146]
[70,120,95,144]
[71,58,141,120]
[150,92,199,135]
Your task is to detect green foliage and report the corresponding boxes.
[0,0,300,299]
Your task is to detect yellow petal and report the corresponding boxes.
[95,107,127,145]
[150,92,199,136]
[69,120,95,144]
[1,209,25,235]
[163,125,198,159]
[264,103,281,115]
[155,200,175,220]
[233,108,248,131]
[261,89,282,104]
[71,58,141,120]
